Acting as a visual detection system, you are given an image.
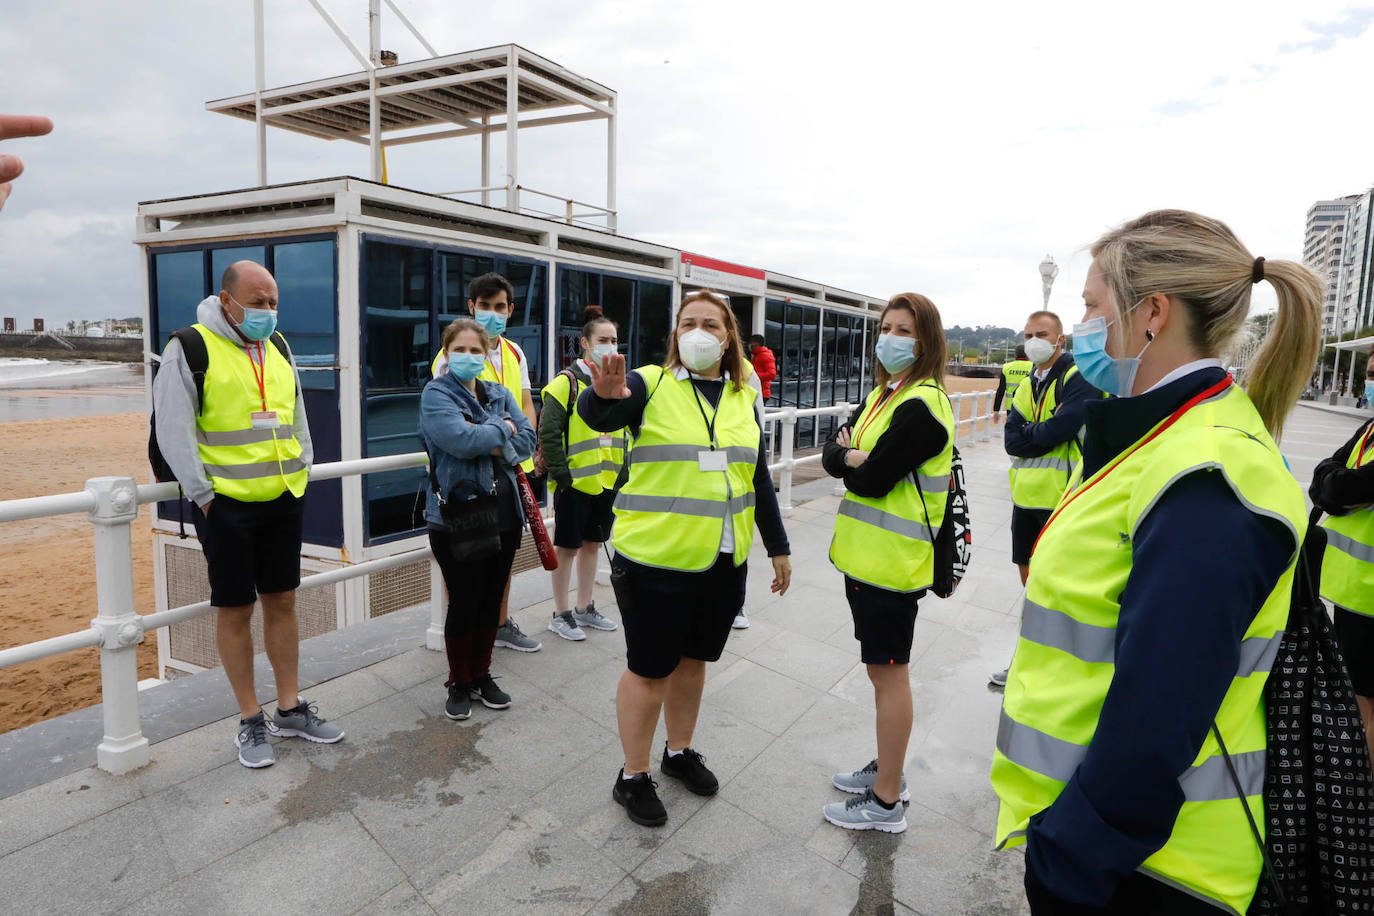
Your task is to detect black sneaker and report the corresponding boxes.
[660,746,719,796]
[444,684,471,720]
[469,673,511,709]
[612,769,667,826]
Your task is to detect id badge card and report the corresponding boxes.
[697,449,728,472]
[250,410,280,430]
[599,435,614,448]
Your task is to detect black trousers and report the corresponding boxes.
[428,527,520,687]
[1026,865,1234,915]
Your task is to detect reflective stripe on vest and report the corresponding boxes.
[1007,367,1084,511]
[991,384,1305,915]
[1320,420,1374,614]
[830,380,954,593]
[192,325,308,502]
[611,366,760,571]
[542,369,626,495]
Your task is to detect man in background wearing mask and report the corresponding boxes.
[439,272,544,653]
[153,261,343,768]
[991,310,1100,687]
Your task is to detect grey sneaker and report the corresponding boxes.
[269,699,344,744]
[494,619,542,652]
[235,712,275,768]
[548,611,586,641]
[732,613,750,629]
[989,668,1008,688]
[832,759,910,803]
[823,789,908,833]
[572,601,618,631]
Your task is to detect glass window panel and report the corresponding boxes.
[725,295,753,338]
[437,251,494,329]
[153,250,207,345]
[600,275,634,361]
[795,306,819,447]
[362,241,432,542]
[501,259,547,386]
[273,240,336,369]
[764,300,785,408]
[210,246,267,292]
[635,281,671,369]
[558,268,598,372]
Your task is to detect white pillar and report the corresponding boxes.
[778,410,796,516]
[254,0,267,186]
[480,114,491,206]
[427,558,445,651]
[607,96,617,232]
[505,47,519,213]
[369,69,382,181]
[86,477,150,774]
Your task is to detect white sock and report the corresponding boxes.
[666,746,684,757]
[622,770,642,780]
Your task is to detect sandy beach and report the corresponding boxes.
[0,371,997,735]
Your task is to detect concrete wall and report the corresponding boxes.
[0,333,143,362]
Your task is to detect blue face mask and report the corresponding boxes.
[473,309,507,337]
[228,295,278,341]
[874,333,917,373]
[1071,306,1152,397]
[447,351,487,381]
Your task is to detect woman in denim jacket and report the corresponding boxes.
[421,317,536,721]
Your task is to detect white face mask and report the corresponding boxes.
[1024,337,1057,365]
[678,327,724,372]
[589,343,617,362]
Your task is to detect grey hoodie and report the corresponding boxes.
[151,295,313,507]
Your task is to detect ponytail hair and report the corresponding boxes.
[581,305,616,341]
[1090,209,1322,440]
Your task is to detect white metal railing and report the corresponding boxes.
[0,388,996,775]
[761,389,997,514]
[436,182,616,231]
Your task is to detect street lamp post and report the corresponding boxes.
[1039,255,1059,308]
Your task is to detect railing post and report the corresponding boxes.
[86,476,149,774]
[779,409,796,516]
[427,558,446,652]
[981,391,994,442]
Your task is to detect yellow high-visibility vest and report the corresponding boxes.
[1320,418,1374,614]
[1007,366,1086,510]
[542,368,626,495]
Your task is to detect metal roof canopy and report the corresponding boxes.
[211,2,618,231]
[1328,335,1374,351]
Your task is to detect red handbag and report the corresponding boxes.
[515,468,558,571]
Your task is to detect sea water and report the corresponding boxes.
[0,357,144,421]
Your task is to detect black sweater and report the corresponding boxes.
[1310,416,1374,513]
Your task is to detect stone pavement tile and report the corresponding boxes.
[141,747,317,878]
[369,647,450,693]
[963,574,1027,616]
[410,804,628,916]
[0,764,141,858]
[587,797,863,916]
[133,712,245,795]
[493,630,626,695]
[557,649,628,733]
[0,796,175,914]
[839,801,1029,916]
[765,582,851,643]
[701,659,822,737]
[744,628,856,692]
[120,812,404,916]
[904,732,999,840]
[355,880,439,915]
[718,734,861,843]
[716,613,783,655]
[294,667,400,722]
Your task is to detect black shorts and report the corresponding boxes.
[1011,506,1053,566]
[190,492,304,608]
[612,552,747,679]
[1334,605,1374,696]
[845,576,921,665]
[552,486,615,549]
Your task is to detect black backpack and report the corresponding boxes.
[912,384,972,598]
[1233,511,1374,914]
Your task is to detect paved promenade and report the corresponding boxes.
[0,403,1363,915]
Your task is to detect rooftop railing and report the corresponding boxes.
[0,393,996,776]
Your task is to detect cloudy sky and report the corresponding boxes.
[3,0,1373,328]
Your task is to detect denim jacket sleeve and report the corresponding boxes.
[419,381,507,459]
[490,383,537,467]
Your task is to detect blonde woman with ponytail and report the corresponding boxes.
[991,210,1321,915]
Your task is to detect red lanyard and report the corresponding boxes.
[854,378,913,446]
[247,342,268,411]
[1033,376,1233,553]
[1356,421,1374,468]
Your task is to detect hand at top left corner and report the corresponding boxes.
[0,114,54,213]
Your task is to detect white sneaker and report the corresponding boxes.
[989,668,1008,687]
[732,613,750,629]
